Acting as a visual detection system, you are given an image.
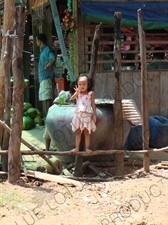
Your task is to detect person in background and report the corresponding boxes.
[147,47,168,70]
[70,74,97,154]
[53,81,76,104]
[36,33,56,118]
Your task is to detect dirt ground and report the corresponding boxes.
[0,164,168,225]
[0,126,168,225]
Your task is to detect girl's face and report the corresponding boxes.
[77,76,88,92]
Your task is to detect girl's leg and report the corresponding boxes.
[84,128,92,153]
[71,129,82,153]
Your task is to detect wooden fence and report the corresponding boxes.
[94,71,168,118]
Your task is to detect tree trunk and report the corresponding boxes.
[8,6,25,183]
[0,1,15,146]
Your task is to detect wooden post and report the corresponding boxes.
[137,9,150,172]
[113,12,124,176]
[8,6,25,183]
[0,0,15,148]
[89,22,102,87]
[1,30,13,171]
[73,133,85,177]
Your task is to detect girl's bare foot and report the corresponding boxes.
[71,148,79,153]
[86,148,92,153]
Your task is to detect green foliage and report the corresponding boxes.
[68,31,76,74]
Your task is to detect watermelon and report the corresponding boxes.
[34,108,43,117]
[23,102,32,112]
[22,116,34,130]
[25,108,37,119]
[34,115,44,126]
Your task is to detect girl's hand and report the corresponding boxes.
[74,85,80,95]
[70,85,80,100]
[92,115,96,123]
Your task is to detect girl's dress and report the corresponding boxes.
[71,91,96,134]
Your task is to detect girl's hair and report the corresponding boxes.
[76,74,94,91]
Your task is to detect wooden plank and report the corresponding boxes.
[25,170,83,187]
[161,161,168,166]
[155,164,168,169]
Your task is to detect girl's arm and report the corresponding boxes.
[91,92,96,122]
[70,92,78,100]
[70,86,79,100]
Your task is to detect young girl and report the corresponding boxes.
[70,74,96,153]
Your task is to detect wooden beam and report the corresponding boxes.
[137,9,150,173]
[0,147,168,156]
[0,146,168,156]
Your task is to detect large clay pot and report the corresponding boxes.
[46,99,131,163]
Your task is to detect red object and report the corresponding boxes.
[55,78,70,96]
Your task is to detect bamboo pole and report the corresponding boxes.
[8,6,25,183]
[137,9,150,172]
